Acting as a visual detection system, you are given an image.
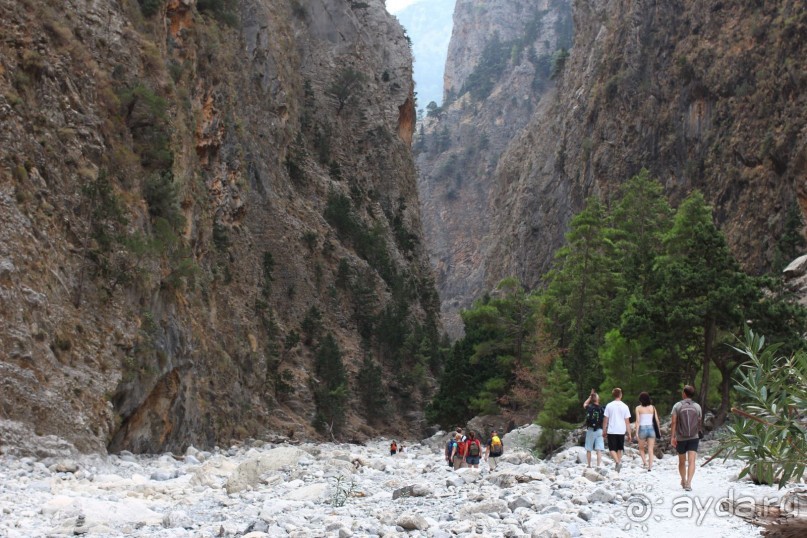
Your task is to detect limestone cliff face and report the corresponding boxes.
[416,0,572,337]
[486,0,807,289]
[0,0,438,454]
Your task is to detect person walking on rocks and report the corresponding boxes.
[464,431,482,469]
[390,440,398,455]
[582,389,605,468]
[484,429,504,471]
[445,434,458,468]
[450,433,465,470]
[602,387,632,472]
[671,385,702,491]
[634,392,660,471]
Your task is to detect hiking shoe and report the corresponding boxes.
[684,484,692,491]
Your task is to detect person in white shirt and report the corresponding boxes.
[602,387,632,472]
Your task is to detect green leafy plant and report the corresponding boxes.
[330,475,356,507]
[722,328,806,487]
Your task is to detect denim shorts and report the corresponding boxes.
[465,456,481,465]
[638,425,656,440]
[585,428,604,451]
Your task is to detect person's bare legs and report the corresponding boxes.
[686,450,696,487]
[678,453,688,487]
[646,438,655,470]
[637,436,647,467]
[586,450,592,467]
[596,449,602,467]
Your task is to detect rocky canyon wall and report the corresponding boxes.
[418,0,807,333]
[416,0,573,337]
[486,0,807,290]
[0,0,439,454]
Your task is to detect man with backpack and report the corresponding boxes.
[582,389,605,468]
[670,385,703,491]
[464,431,482,469]
[484,429,504,470]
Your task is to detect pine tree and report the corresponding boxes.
[543,197,619,395]
[312,333,348,436]
[535,358,578,454]
[356,354,388,422]
[651,191,759,407]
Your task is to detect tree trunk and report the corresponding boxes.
[699,317,716,408]
[714,358,732,427]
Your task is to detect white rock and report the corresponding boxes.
[458,499,509,517]
[226,447,307,493]
[529,517,572,538]
[502,425,543,450]
[286,482,328,501]
[587,488,615,504]
[396,512,429,530]
[163,510,193,529]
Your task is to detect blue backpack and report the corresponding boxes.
[445,439,456,459]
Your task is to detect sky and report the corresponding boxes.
[386,0,423,14]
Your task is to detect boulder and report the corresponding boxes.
[225,447,307,493]
[396,513,429,531]
[587,488,616,504]
[502,424,543,451]
[528,518,572,538]
[458,499,509,517]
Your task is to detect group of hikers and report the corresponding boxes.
[444,427,504,471]
[583,385,703,491]
[440,385,702,491]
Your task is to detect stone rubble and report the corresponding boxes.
[0,425,800,537]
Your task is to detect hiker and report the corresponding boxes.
[456,426,467,442]
[484,429,504,470]
[671,385,703,491]
[390,440,398,455]
[464,431,482,469]
[582,389,605,468]
[602,387,632,472]
[450,433,465,470]
[445,434,457,468]
[634,392,660,471]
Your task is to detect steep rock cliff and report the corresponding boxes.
[416,0,572,337]
[0,0,439,454]
[487,0,807,289]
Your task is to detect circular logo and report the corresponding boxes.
[623,483,664,531]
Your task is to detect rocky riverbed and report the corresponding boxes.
[0,425,801,537]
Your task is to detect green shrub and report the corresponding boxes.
[722,329,806,487]
[138,0,163,17]
[119,84,173,172]
[143,172,184,230]
[213,222,229,251]
[197,0,239,26]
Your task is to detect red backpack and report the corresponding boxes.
[456,441,468,457]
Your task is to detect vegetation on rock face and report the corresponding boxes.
[427,170,807,429]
